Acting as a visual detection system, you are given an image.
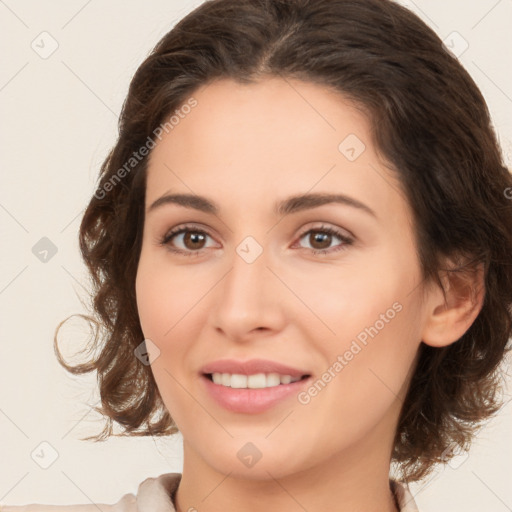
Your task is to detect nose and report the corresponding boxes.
[210,239,287,343]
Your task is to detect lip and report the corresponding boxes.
[200,359,312,414]
[200,358,309,378]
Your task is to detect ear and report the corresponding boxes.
[421,258,486,348]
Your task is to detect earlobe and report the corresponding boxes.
[421,261,486,348]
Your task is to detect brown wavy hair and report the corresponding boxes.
[54,0,512,482]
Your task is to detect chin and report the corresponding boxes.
[192,436,312,481]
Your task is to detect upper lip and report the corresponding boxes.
[201,359,311,378]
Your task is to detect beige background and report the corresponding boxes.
[0,0,511,510]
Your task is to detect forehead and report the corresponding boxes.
[152,77,374,164]
[145,77,407,225]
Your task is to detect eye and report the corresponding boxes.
[294,224,354,256]
[159,223,354,257]
[159,224,217,257]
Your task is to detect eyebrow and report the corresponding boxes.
[147,191,377,218]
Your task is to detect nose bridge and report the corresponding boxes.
[211,235,283,338]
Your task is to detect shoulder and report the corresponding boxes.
[391,479,420,512]
[0,473,182,512]
[0,504,118,512]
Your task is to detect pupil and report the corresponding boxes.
[312,232,330,249]
[186,232,205,249]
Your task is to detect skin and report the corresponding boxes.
[135,77,484,512]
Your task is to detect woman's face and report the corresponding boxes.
[136,77,428,479]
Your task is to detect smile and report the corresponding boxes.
[201,374,311,414]
[207,372,305,388]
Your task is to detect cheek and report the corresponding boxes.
[135,250,207,340]
[135,255,207,418]
[299,255,423,440]
[306,292,422,445]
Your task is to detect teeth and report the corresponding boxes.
[210,372,302,389]
[231,374,247,388]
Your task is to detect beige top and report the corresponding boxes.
[0,473,419,511]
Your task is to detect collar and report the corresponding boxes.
[125,473,419,512]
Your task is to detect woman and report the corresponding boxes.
[2,0,511,510]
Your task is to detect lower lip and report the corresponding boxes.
[201,375,311,414]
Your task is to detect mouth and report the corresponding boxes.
[199,359,312,414]
[203,372,310,389]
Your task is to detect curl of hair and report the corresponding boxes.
[54,0,512,481]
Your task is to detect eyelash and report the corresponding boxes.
[158,223,354,258]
